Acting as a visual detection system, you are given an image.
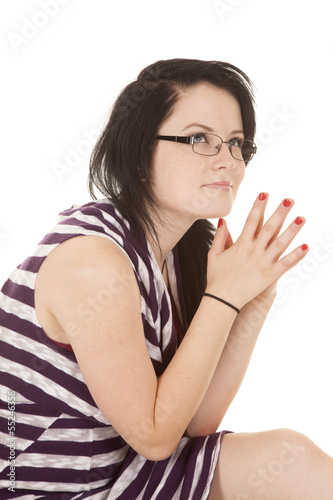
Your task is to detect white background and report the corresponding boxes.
[1,0,332,455]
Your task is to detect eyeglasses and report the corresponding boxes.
[156,133,257,163]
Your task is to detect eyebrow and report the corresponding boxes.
[182,123,244,135]
[182,123,214,132]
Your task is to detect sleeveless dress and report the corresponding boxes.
[0,199,230,499]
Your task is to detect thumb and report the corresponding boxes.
[225,228,234,250]
[210,218,228,256]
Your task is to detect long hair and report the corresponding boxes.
[89,58,256,325]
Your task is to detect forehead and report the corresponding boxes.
[165,83,243,131]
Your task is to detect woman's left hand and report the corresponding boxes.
[223,228,278,310]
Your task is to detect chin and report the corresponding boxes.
[183,191,236,221]
[203,200,234,220]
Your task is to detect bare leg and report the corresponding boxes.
[208,428,333,500]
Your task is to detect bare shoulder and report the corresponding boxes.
[40,233,132,269]
[35,235,139,344]
[35,234,159,453]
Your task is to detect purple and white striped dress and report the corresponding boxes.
[0,199,229,499]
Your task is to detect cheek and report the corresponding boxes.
[152,164,202,214]
[233,165,246,192]
[152,150,193,190]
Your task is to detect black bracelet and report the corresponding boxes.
[203,293,240,314]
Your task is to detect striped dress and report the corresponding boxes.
[0,199,229,499]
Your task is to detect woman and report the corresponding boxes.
[0,59,332,499]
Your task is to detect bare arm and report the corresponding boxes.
[186,197,306,436]
[38,194,307,461]
[38,235,237,461]
[186,297,273,436]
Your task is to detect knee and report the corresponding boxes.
[271,428,324,469]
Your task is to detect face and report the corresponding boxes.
[150,83,246,226]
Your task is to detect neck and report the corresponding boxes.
[145,210,195,272]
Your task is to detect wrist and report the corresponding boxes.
[203,292,240,314]
[204,287,244,312]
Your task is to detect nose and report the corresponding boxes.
[212,142,237,169]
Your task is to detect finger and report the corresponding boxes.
[275,242,309,278]
[256,198,294,249]
[239,192,269,241]
[253,195,271,238]
[268,216,306,261]
[265,198,294,246]
[224,229,234,250]
[209,218,229,256]
[254,209,265,239]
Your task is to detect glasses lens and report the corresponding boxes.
[192,133,221,156]
[241,140,256,162]
[229,139,244,161]
[230,139,256,162]
[192,134,256,162]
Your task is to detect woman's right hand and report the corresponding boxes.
[206,193,308,310]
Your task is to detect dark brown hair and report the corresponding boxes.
[89,58,256,325]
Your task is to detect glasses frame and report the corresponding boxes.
[156,133,257,163]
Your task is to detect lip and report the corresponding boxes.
[203,181,232,191]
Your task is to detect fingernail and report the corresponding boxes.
[283,199,292,207]
[295,217,303,225]
[218,218,224,228]
[259,192,267,201]
[301,244,308,251]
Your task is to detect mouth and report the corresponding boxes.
[203,181,232,191]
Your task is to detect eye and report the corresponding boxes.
[193,133,208,143]
[229,137,244,148]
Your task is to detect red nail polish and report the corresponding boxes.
[301,244,308,251]
[283,199,292,207]
[259,193,267,201]
[295,217,303,225]
[218,218,223,228]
